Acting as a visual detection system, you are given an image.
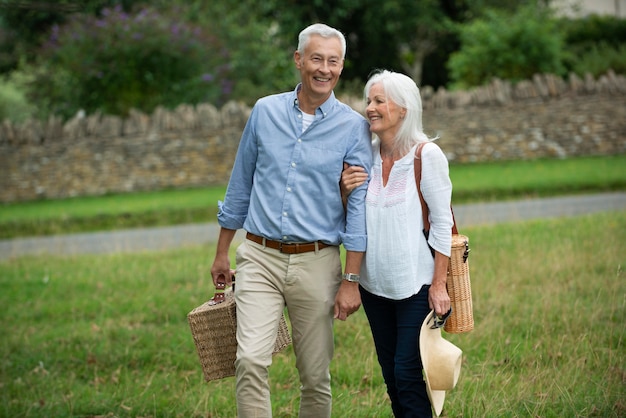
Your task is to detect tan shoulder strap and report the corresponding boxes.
[414,143,458,235]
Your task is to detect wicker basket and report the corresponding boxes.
[188,290,292,381]
[444,234,474,333]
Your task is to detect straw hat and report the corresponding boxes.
[420,310,463,417]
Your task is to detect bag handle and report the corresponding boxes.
[208,273,235,305]
[414,143,459,235]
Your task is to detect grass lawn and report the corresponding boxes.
[1,211,624,417]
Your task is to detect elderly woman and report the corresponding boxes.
[342,70,453,417]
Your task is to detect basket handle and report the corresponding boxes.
[208,273,236,306]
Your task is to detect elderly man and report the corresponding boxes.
[210,23,372,418]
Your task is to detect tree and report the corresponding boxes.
[28,4,228,118]
[366,0,455,85]
[170,0,297,104]
[0,0,140,73]
[447,4,566,88]
[258,0,538,88]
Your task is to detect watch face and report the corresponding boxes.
[343,273,360,282]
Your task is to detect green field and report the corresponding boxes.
[1,211,624,417]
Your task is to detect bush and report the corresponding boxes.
[27,5,230,119]
[447,5,566,88]
[0,72,36,122]
[560,14,626,49]
[559,15,626,77]
[567,42,626,78]
[178,0,297,106]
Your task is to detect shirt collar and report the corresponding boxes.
[292,83,336,118]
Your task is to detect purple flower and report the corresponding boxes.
[49,24,60,42]
[201,74,214,82]
[135,9,149,22]
[221,79,233,95]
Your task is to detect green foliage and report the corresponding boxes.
[447,5,566,88]
[567,42,626,78]
[0,0,141,72]
[257,0,537,87]
[174,0,297,105]
[15,60,81,121]
[26,5,229,119]
[0,72,36,122]
[559,14,626,49]
[3,1,626,118]
[0,0,74,72]
[559,15,626,77]
[259,0,456,85]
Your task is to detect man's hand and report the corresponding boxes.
[333,281,361,321]
[210,255,234,288]
[210,228,237,289]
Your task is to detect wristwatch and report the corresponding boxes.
[342,273,360,283]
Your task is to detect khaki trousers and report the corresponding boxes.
[234,238,342,418]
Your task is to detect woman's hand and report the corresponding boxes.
[340,163,368,202]
[429,250,451,317]
[428,280,451,318]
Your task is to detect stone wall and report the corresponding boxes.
[1,72,625,203]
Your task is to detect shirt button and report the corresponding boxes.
[298,114,302,118]
[287,187,292,192]
[283,212,288,217]
[283,236,288,240]
[291,162,296,167]
[297,138,302,143]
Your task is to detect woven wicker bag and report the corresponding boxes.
[415,143,474,334]
[188,280,292,381]
[445,234,473,333]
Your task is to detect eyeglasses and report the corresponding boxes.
[429,308,452,329]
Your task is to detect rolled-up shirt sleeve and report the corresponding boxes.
[216,107,259,230]
[340,120,372,252]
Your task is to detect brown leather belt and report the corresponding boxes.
[246,232,332,254]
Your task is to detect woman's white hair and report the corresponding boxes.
[364,70,436,155]
[297,23,347,59]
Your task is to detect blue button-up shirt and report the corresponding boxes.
[217,85,372,251]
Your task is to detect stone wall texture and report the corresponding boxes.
[1,72,625,203]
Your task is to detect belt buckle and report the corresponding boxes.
[279,242,296,254]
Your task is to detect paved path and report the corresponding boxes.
[1,192,625,261]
